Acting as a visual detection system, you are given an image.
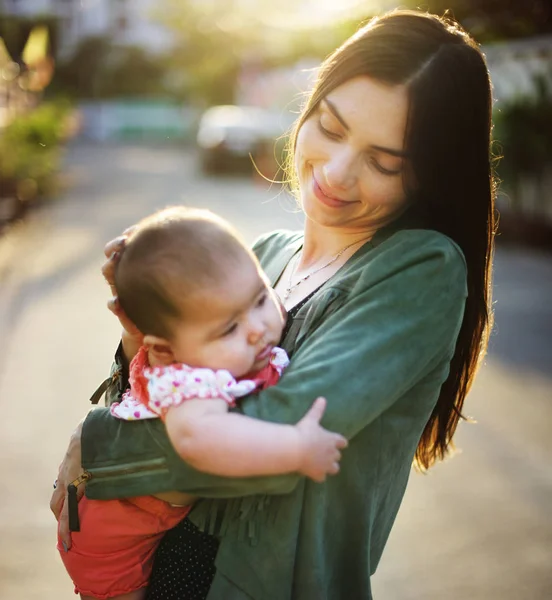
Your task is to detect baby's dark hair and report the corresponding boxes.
[114,207,254,340]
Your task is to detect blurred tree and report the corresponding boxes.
[402,0,552,41]
[155,0,256,105]
[155,0,370,105]
[52,37,109,98]
[0,15,58,62]
[154,0,552,107]
[494,73,552,211]
[52,37,166,98]
[21,25,55,93]
[100,46,167,98]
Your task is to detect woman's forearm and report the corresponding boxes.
[81,407,300,501]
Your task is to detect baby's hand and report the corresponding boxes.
[295,397,348,482]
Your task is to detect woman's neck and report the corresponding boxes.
[299,221,377,270]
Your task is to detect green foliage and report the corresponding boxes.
[51,37,109,98]
[157,0,248,105]
[101,46,167,97]
[0,14,59,61]
[400,0,552,41]
[152,0,551,108]
[494,74,552,186]
[154,0,376,106]
[53,37,167,99]
[0,100,71,200]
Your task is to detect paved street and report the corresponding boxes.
[0,143,550,600]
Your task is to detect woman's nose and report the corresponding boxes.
[323,148,358,190]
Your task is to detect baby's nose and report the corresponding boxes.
[247,316,266,344]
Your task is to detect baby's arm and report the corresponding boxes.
[164,396,347,482]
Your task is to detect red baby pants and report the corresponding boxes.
[58,495,190,599]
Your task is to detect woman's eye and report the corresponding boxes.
[221,323,238,337]
[369,157,401,176]
[318,120,342,141]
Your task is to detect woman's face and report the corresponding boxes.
[295,76,411,232]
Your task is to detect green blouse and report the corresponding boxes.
[82,223,467,599]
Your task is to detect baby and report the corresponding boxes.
[58,207,347,600]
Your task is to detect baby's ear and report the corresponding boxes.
[143,335,175,366]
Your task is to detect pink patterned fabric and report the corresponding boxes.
[110,346,289,421]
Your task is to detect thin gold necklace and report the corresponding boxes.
[284,239,367,301]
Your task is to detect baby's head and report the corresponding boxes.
[115,207,285,377]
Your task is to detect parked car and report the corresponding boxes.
[196,105,286,174]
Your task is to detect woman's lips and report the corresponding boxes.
[312,177,353,209]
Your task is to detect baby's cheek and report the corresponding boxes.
[225,341,250,374]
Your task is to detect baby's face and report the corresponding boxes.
[169,259,285,378]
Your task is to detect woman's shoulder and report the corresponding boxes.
[374,228,466,268]
[252,230,303,261]
[341,228,468,299]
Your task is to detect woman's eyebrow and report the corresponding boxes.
[322,98,350,131]
[322,98,408,159]
[371,145,408,158]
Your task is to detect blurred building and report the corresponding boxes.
[0,0,174,59]
[484,34,552,103]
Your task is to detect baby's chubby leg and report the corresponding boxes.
[59,495,190,600]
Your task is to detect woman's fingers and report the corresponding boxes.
[50,422,86,550]
[102,234,142,336]
[103,235,127,259]
[50,484,65,520]
[58,494,72,549]
[107,296,120,316]
[101,253,120,293]
[103,226,136,259]
[107,297,143,338]
[102,232,130,295]
[122,225,137,237]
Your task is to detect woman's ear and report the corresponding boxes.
[143,335,175,366]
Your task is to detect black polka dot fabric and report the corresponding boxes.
[281,287,322,340]
[146,518,219,599]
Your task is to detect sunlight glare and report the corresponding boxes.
[259,0,382,29]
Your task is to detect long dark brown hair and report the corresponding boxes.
[286,10,497,470]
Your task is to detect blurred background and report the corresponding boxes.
[0,1,550,598]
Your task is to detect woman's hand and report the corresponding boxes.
[50,421,85,550]
[102,228,143,360]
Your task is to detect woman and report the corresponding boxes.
[51,9,496,599]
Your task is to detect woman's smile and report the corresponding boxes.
[296,76,410,231]
[312,174,357,209]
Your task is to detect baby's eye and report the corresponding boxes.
[256,292,267,308]
[221,323,238,337]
